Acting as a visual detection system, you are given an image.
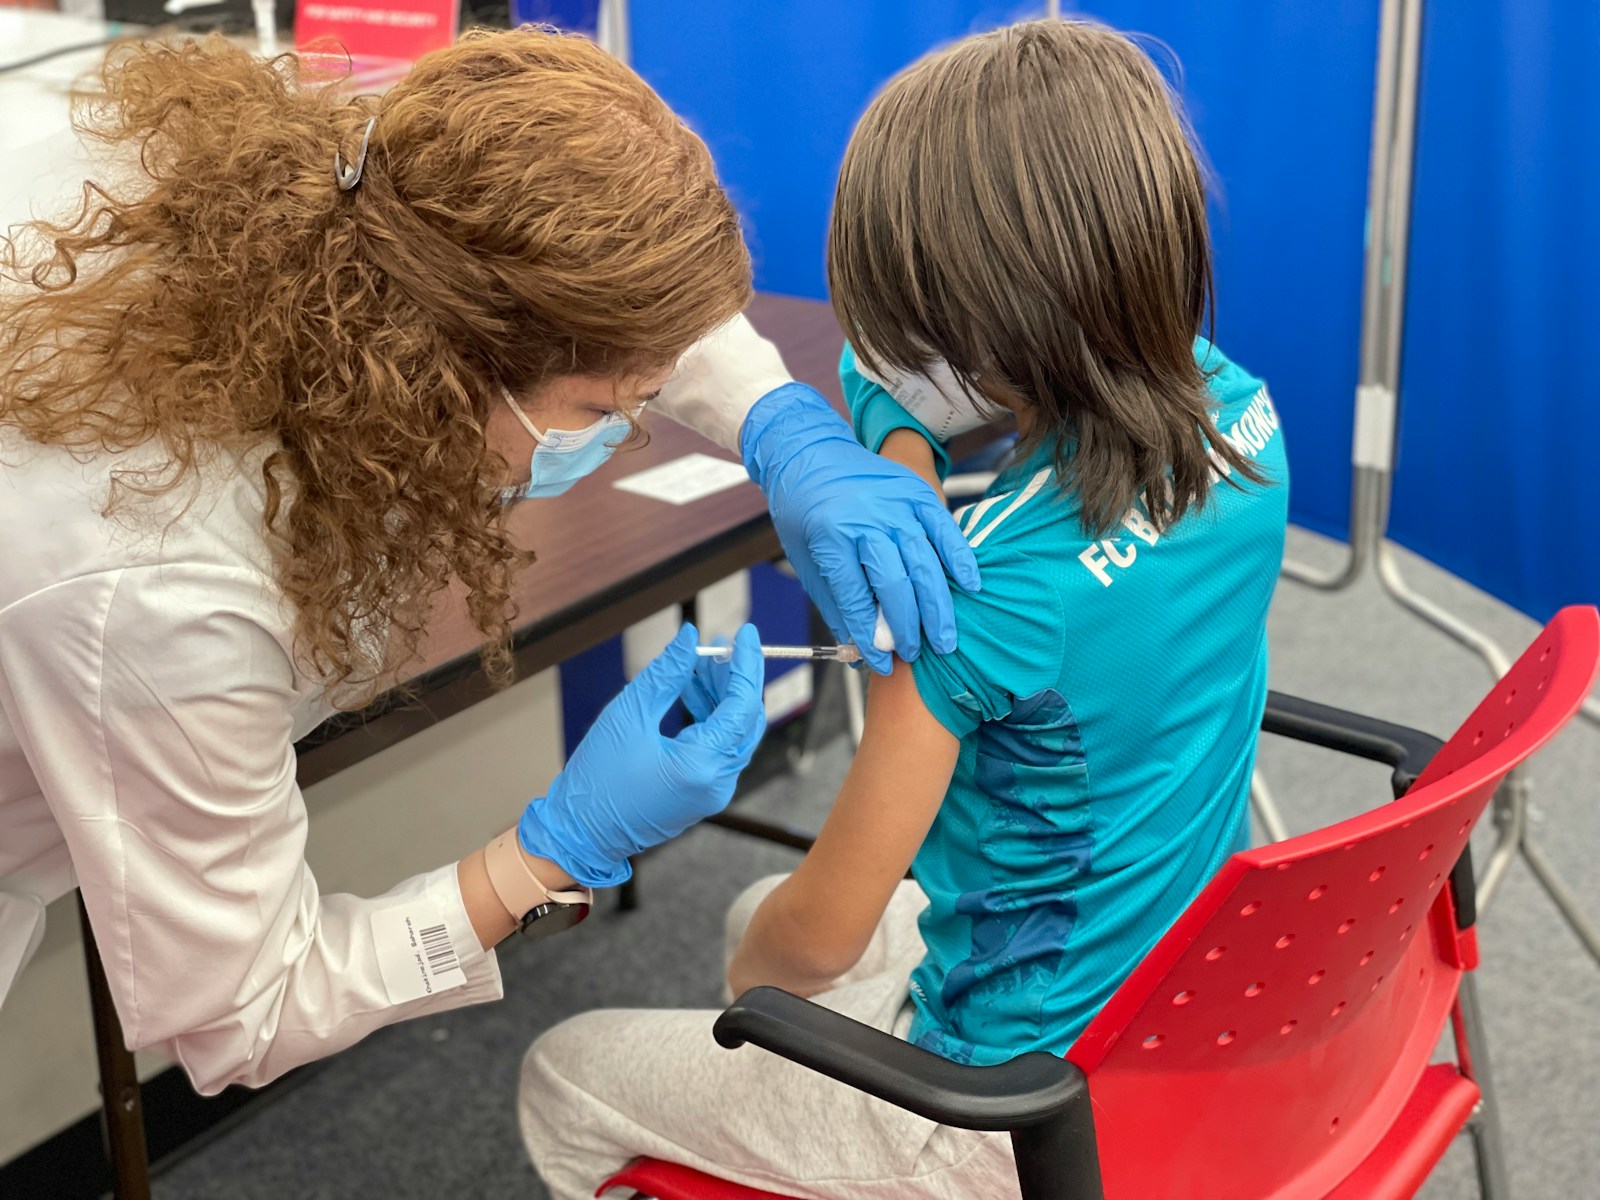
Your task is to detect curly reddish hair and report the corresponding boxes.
[0,29,751,705]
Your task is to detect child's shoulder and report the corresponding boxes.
[1196,337,1288,496]
[1195,336,1267,409]
[913,528,1067,738]
[950,447,1107,577]
[949,457,1063,553]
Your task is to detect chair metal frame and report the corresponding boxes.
[601,607,1598,1200]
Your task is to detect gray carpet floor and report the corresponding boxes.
[153,527,1600,1199]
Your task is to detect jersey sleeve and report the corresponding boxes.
[908,544,1065,739]
[0,567,503,1094]
[840,341,954,479]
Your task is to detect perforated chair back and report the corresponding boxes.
[1066,606,1600,1198]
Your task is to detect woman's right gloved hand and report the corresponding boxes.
[517,623,766,888]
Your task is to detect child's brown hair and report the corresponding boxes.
[829,18,1263,536]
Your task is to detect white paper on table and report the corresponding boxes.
[612,453,751,506]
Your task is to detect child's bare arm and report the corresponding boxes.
[879,427,944,496]
[727,659,958,998]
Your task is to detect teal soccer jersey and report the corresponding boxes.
[844,341,1290,1065]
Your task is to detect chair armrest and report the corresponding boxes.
[1262,690,1444,799]
[713,986,1086,1130]
[715,987,1103,1200]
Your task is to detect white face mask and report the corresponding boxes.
[851,350,1003,440]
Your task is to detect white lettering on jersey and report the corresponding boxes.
[1079,494,1160,587]
[1207,387,1282,484]
[1122,506,1160,546]
[1080,387,1279,588]
[1103,539,1137,568]
[1080,543,1115,587]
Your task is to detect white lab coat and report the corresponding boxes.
[0,16,765,1095]
[0,381,749,1093]
[0,428,517,1092]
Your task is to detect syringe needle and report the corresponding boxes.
[694,643,863,664]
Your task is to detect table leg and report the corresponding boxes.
[77,893,152,1200]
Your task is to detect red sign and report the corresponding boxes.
[295,0,460,69]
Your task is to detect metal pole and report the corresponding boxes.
[1250,770,1290,844]
[1475,776,1525,912]
[598,0,631,65]
[1521,832,1600,963]
[1279,0,1408,590]
[1377,0,1423,392]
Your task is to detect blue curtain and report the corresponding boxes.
[1389,0,1600,621]
[512,0,600,33]
[631,1,1024,299]
[633,1,1597,621]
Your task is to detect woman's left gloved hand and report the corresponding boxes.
[743,383,981,674]
[652,314,982,675]
[517,623,765,888]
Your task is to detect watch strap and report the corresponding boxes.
[484,827,592,919]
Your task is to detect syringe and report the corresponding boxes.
[695,643,863,664]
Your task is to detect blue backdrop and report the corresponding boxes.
[1393,0,1600,621]
[631,1,1598,623]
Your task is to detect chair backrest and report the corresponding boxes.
[1065,606,1600,1199]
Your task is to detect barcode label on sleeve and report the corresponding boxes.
[371,901,468,1005]
[417,922,459,976]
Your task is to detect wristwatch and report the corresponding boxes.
[484,827,593,940]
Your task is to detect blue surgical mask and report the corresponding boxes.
[501,387,632,500]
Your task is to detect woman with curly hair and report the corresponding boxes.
[0,28,976,1092]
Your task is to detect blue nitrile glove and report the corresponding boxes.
[742,383,981,674]
[517,623,766,887]
[683,631,741,724]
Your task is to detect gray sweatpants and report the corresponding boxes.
[519,875,1019,1200]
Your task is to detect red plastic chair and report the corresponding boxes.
[599,607,1599,1200]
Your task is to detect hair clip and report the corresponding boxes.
[334,117,378,193]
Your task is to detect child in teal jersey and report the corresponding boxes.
[522,18,1288,1199]
[841,336,1285,1068]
